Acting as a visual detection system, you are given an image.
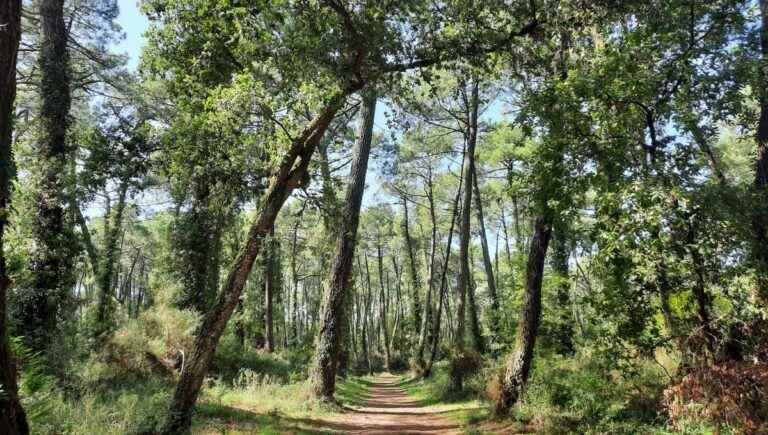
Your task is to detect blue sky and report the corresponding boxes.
[116,0,148,70]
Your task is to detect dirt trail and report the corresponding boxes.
[312,373,462,434]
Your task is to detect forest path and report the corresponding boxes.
[314,373,462,434]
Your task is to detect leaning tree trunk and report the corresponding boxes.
[495,216,552,415]
[754,0,768,303]
[310,90,376,400]
[161,84,361,434]
[0,0,30,431]
[21,0,76,354]
[376,232,391,370]
[452,80,479,391]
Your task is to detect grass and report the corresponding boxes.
[191,374,374,434]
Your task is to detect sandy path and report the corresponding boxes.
[302,373,461,434]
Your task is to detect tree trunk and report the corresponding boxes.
[424,161,464,378]
[453,80,479,391]
[754,0,768,303]
[161,85,359,434]
[416,172,438,368]
[95,180,129,337]
[472,169,499,335]
[21,0,76,354]
[401,194,422,338]
[495,216,552,415]
[376,231,391,370]
[310,90,376,400]
[0,0,30,431]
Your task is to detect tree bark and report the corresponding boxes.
[310,90,376,400]
[401,194,422,338]
[0,0,30,431]
[21,0,76,354]
[754,0,768,303]
[162,85,360,434]
[495,216,552,415]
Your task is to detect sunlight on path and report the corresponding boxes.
[300,373,461,434]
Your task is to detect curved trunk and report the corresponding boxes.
[310,90,376,399]
[0,0,30,431]
[472,170,499,339]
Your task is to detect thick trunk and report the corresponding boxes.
[453,80,479,390]
[0,0,30,431]
[162,86,357,434]
[401,195,422,337]
[22,0,75,353]
[754,0,768,302]
[95,180,129,336]
[472,169,499,334]
[310,90,375,399]
[495,216,552,415]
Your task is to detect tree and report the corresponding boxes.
[311,90,376,400]
[0,0,30,431]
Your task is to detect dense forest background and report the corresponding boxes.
[1,0,768,434]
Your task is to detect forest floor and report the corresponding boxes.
[192,373,524,434]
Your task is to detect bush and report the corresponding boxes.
[664,360,768,433]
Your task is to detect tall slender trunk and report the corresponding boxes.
[310,90,376,399]
[95,180,129,337]
[472,170,499,334]
[162,84,360,434]
[453,80,479,390]
[467,266,485,353]
[376,232,391,370]
[754,0,768,302]
[22,0,75,354]
[401,195,422,337]
[416,172,438,368]
[495,216,552,415]
[0,0,30,431]
[424,162,464,378]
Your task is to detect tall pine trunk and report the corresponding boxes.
[452,80,479,391]
[0,0,30,431]
[95,180,129,338]
[401,195,422,338]
[310,90,376,399]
